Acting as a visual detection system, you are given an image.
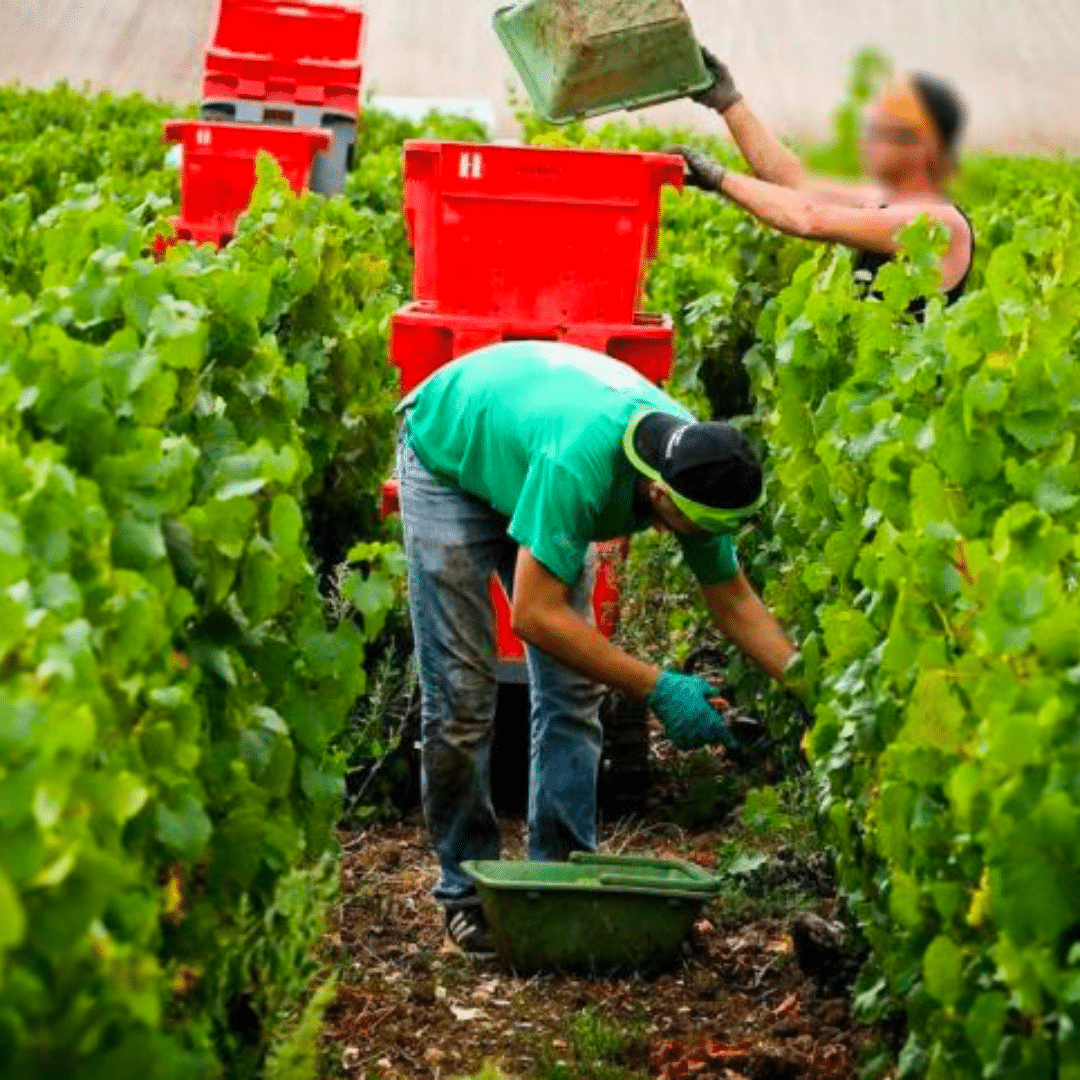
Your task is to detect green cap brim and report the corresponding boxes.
[623,410,764,534]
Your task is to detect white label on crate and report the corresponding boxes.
[458,151,483,180]
[196,128,213,147]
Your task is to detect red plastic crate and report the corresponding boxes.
[389,303,675,395]
[163,120,331,244]
[403,141,684,323]
[202,0,365,113]
[154,219,234,255]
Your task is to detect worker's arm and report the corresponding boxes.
[701,573,796,682]
[511,548,660,699]
[674,146,971,287]
[721,99,880,208]
[719,170,920,250]
[513,549,741,751]
[718,171,971,283]
[692,49,877,207]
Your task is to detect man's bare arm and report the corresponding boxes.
[511,548,660,700]
[702,573,796,682]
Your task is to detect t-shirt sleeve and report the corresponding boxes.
[507,457,595,586]
[677,533,740,586]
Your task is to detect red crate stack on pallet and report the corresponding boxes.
[385,139,685,679]
[200,0,366,196]
[158,0,365,253]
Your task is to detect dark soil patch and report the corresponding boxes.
[326,747,882,1079]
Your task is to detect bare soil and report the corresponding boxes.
[325,749,885,1080]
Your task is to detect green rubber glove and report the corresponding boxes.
[692,46,742,113]
[647,671,739,753]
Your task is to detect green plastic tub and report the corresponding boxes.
[494,0,712,124]
[462,852,721,974]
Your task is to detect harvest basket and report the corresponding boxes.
[463,852,721,974]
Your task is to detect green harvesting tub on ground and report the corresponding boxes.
[494,0,712,124]
[462,852,722,973]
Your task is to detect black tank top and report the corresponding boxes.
[853,205,974,319]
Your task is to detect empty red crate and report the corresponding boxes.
[389,302,675,395]
[203,0,365,113]
[164,120,331,242]
[403,141,684,324]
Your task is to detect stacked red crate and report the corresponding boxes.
[390,140,684,392]
[202,0,366,117]
[386,140,685,676]
[158,1,365,252]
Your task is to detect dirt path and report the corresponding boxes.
[326,761,884,1080]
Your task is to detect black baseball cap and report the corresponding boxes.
[623,410,764,533]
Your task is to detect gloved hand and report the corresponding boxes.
[667,145,728,193]
[692,46,742,113]
[647,671,740,753]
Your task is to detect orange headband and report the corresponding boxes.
[878,80,940,147]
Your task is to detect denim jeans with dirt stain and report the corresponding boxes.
[397,427,605,908]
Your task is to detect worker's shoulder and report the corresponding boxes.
[472,340,657,390]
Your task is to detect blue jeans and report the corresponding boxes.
[397,428,605,905]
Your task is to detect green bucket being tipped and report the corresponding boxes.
[494,0,712,124]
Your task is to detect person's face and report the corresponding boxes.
[645,482,712,539]
[860,97,940,185]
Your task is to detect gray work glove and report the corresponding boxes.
[692,46,743,113]
[667,145,728,193]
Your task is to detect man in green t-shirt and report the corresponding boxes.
[397,340,796,953]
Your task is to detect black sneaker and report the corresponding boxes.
[445,902,495,955]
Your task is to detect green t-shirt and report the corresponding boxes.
[399,341,740,588]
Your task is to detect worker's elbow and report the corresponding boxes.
[773,200,820,240]
[509,603,542,645]
[784,201,824,240]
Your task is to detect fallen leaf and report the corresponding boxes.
[449,1005,482,1021]
[773,992,800,1018]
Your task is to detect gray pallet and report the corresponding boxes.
[200,99,356,196]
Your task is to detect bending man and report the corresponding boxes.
[673,53,974,312]
[397,340,795,952]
